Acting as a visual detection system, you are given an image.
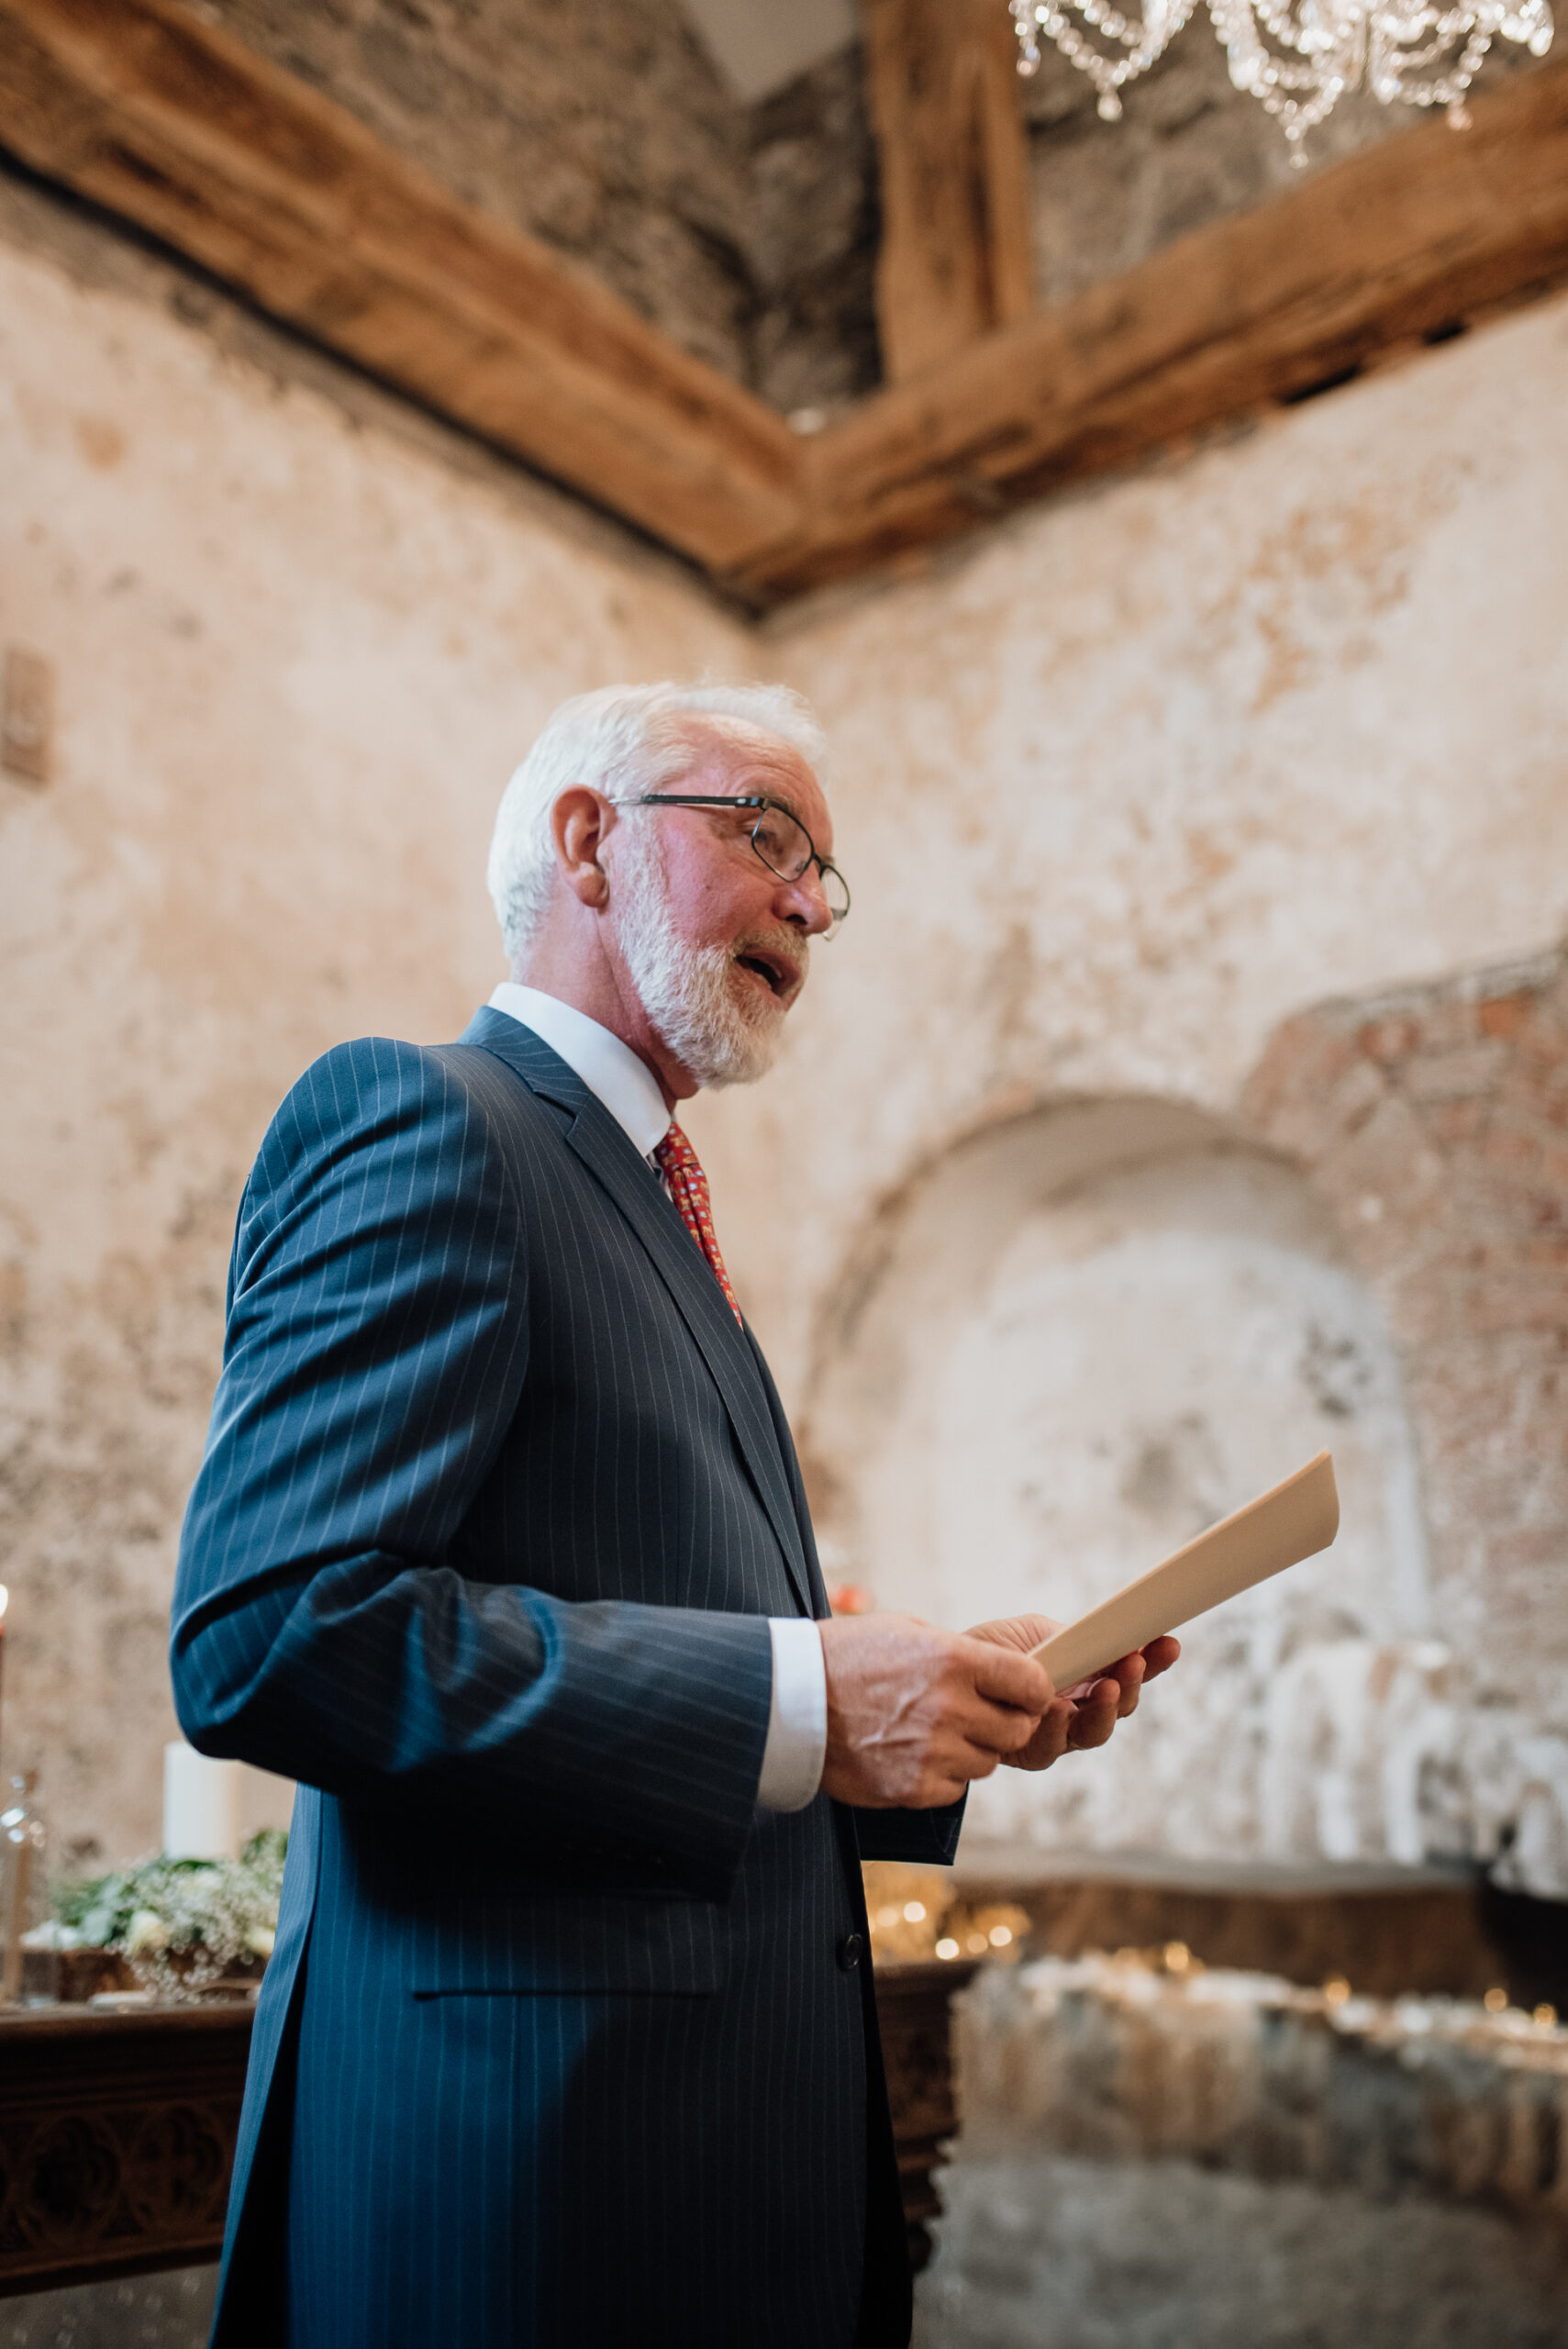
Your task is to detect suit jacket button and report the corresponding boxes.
[837,1932,864,1972]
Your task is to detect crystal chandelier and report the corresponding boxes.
[1010,0,1553,163]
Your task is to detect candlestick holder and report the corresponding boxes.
[1,1773,58,2006]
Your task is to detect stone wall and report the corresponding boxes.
[1244,948,1568,1891]
[747,44,881,417]
[199,0,880,412]
[2,152,1567,1895]
[0,169,747,1867]
[147,3,1559,407]
[715,293,1568,1415]
[1018,31,1547,310]
[800,1099,1445,1873]
[791,940,1568,1894]
[709,286,1568,1894]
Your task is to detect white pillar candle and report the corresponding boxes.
[162,1740,241,1860]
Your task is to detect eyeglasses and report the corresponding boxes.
[619,794,851,938]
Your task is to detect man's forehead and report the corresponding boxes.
[675,716,828,827]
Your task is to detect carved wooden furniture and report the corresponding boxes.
[874,1955,980,2269]
[0,2006,249,2294]
[0,1961,978,2295]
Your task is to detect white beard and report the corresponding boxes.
[614,824,795,1089]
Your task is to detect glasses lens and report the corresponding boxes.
[748,806,850,936]
[750,805,812,881]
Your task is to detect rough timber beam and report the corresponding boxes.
[0,0,804,577]
[2,4,1564,605]
[862,0,1035,382]
[739,57,1568,600]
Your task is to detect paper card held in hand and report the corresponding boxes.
[1029,1450,1340,1692]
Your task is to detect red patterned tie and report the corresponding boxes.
[654,1122,743,1327]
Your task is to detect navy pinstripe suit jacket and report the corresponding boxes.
[171,1008,962,2349]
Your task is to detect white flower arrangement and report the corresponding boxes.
[49,1828,287,2000]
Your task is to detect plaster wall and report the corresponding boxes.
[706,288,1568,1889]
[3,169,1567,1890]
[0,182,747,1867]
[802,1110,1442,1875]
[719,292,1568,1393]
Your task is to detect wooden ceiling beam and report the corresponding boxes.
[2,3,1563,607]
[0,0,805,577]
[739,57,1568,600]
[862,0,1035,383]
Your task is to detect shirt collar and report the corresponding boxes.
[488,983,672,1159]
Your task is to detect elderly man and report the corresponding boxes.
[172,682,1174,2349]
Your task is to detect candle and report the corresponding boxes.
[162,1740,240,1860]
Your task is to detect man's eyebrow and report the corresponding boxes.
[712,785,802,823]
[677,783,815,832]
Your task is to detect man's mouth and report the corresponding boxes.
[733,946,800,1002]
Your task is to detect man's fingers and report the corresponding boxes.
[925,1766,981,1807]
[999,1635,1178,1774]
[1104,1636,1178,1709]
[1006,1701,1075,1771]
[917,1731,1008,1799]
[1115,1654,1146,1718]
[1065,1682,1121,1749]
[959,1694,1047,1755]
[820,1613,1173,1808]
[1065,1647,1164,1716]
[962,1635,1053,1715]
[964,1612,1061,1654]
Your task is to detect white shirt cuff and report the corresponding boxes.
[755,1618,828,1812]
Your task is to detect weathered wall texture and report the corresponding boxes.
[71,0,1554,417]
[747,44,881,416]
[795,947,1568,1893]
[697,288,1568,1891]
[3,161,1567,1894]
[1018,33,1546,309]
[722,289,1568,1399]
[201,0,880,412]
[0,174,746,1867]
[1244,951,1568,1890]
[801,1103,1445,1876]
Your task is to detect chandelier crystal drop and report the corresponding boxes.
[1010,0,1553,162]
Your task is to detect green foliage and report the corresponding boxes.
[52,1828,288,1991]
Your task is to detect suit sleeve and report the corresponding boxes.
[740,1328,971,1862]
[170,1039,773,1903]
[850,1799,966,1866]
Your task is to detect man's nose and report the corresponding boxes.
[778,867,833,937]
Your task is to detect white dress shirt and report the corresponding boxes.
[489,982,828,1812]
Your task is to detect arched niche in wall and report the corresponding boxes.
[1238,943,1568,1899]
[800,1097,1441,1876]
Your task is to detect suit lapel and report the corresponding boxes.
[462,1009,813,1617]
[746,1330,832,1621]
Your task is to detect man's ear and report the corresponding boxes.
[552,787,615,908]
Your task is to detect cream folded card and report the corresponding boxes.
[1029,1449,1340,1691]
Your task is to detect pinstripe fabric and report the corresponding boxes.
[172,1008,961,2349]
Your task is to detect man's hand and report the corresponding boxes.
[817,1615,1054,1809]
[964,1615,1181,1771]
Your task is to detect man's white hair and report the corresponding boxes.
[487,680,827,964]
